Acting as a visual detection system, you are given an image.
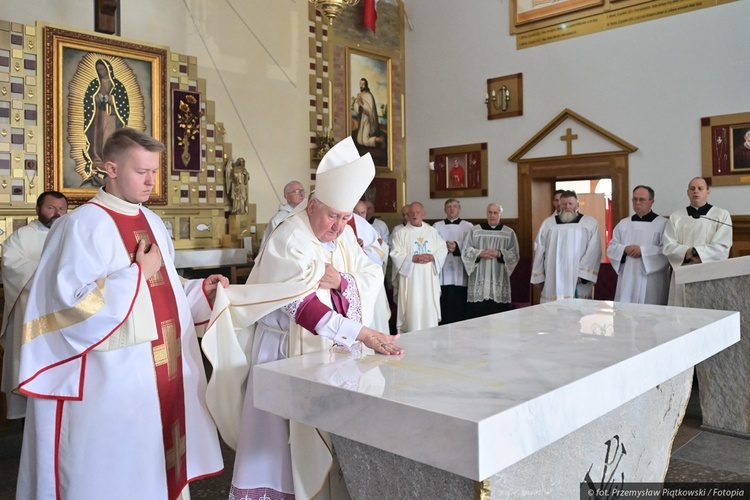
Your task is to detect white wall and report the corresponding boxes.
[2,0,312,222]
[404,0,750,220]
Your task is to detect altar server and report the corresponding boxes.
[663,177,732,306]
[607,185,670,305]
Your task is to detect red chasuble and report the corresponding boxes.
[97,204,188,499]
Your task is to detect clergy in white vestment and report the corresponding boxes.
[16,129,226,500]
[201,137,403,500]
[259,179,306,248]
[390,202,448,332]
[351,202,391,334]
[0,191,68,420]
[364,199,391,245]
[607,185,670,305]
[531,190,601,303]
[663,177,732,306]
[433,198,474,324]
[462,203,520,318]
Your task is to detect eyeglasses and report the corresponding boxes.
[285,189,305,196]
[632,197,650,203]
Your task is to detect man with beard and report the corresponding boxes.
[1,191,68,419]
[531,190,601,303]
[353,78,384,149]
[663,177,732,306]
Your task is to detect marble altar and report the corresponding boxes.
[676,255,750,436]
[173,248,247,269]
[254,299,739,498]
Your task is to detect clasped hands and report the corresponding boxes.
[411,253,434,264]
[478,248,500,259]
[624,245,642,259]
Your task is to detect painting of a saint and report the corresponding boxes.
[447,156,467,189]
[66,52,147,188]
[732,128,750,170]
[348,50,390,169]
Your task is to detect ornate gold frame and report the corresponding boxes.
[43,25,168,204]
[346,48,392,171]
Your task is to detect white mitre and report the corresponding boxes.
[315,137,375,212]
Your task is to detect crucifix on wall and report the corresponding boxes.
[560,127,578,155]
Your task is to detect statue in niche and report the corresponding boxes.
[225,156,249,214]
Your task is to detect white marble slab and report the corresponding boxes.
[173,248,247,269]
[253,299,739,481]
[674,254,750,285]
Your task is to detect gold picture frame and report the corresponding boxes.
[513,0,603,26]
[43,25,168,204]
[701,111,750,187]
[347,48,392,171]
[429,143,488,199]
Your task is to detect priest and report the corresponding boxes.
[1,191,68,420]
[462,203,520,317]
[16,128,225,499]
[201,137,403,500]
[531,190,601,303]
[663,177,732,306]
[390,202,448,332]
[607,185,669,305]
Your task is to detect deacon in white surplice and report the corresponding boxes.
[433,198,474,324]
[1,191,68,420]
[390,202,448,332]
[531,190,601,303]
[663,177,732,306]
[607,185,670,305]
[16,129,225,500]
[202,137,403,500]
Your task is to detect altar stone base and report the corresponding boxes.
[332,369,692,500]
[685,275,750,436]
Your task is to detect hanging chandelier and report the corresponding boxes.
[309,0,360,25]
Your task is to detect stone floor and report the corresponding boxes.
[1,395,749,498]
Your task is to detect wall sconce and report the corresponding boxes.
[485,73,523,120]
[309,0,360,25]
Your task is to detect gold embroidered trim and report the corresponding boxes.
[22,278,107,344]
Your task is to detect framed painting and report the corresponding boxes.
[513,0,602,25]
[172,89,203,173]
[701,111,750,186]
[43,25,168,204]
[347,48,392,171]
[429,143,488,199]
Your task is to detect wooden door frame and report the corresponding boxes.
[517,151,630,262]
